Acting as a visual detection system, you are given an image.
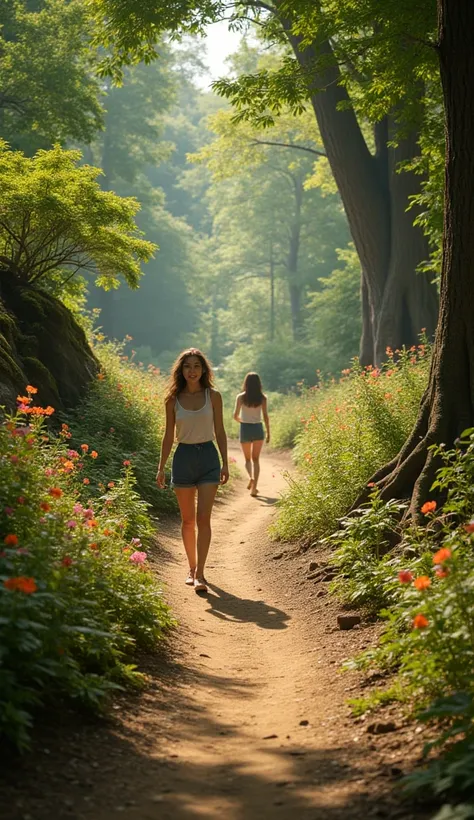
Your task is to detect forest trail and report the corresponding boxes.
[3,445,426,820]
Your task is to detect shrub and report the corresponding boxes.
[273,343,431,541]
[0,392,173,750]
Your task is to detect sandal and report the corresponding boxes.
[194,576,208,593]
[185,568,196,586]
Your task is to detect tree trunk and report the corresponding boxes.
[279,20,438,363]
[357,0,474,519]
[286,175,303,339]
[95,123,117,336]
[269,240,275,341]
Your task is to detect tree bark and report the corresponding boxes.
[357,0,474,519]
[278,20,438,364]
[286,174,303,339]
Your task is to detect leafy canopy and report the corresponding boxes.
[0,142,155,289]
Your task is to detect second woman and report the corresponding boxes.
[233,372,270,497]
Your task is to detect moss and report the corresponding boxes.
[0,345,25,384]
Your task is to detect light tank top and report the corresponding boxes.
[239,397,262,424]
[175,389,214,444]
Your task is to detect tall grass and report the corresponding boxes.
[273,344,431,541]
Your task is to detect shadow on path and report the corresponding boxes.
[202,582,290,629]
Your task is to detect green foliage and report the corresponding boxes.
[273,343,431,540]
[0,142,155,289]
[0,0,103,150]
[0,399,174,750]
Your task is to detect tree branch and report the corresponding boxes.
[250,139,326,157]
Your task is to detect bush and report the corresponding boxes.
[273,343,431,541]
[0,391,173,750]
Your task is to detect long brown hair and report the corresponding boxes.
[242,372,264,407]
[165,348,215,401]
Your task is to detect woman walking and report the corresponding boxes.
[233,372,270,497]
[156,348,229,593]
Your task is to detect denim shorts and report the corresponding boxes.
[240,422,264,443]
[171,441,221,489]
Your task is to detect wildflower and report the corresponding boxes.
[110,427,115,433]
[62,423,69,431]
[81,444,89,452]
[386,347,393,356]
[89,543,98,550]
[367,482,375,488]
[413,613,429,629]
[87,519,98,528]
[433,547,452,564]
[4,507,13,516]
[103,528,113,536]
[107,482,115,489]
[435,567,449,579]
[17,547,29,555]
[49,487,63,499]
[10,455,19,464]
[40,502,51,512]
[464,519,474,534]
[67,450,79,459]
[398,570,413,584]
[83,478,90,485]
[17,496,25,505]
[90,451,98,459]
[421,500,437,515]
[45,468,54,477]
[61,556,73,567]
[73,503,83,515]
[83,508,94,519]
[129,550,147,564]
[26,385,38,394]
[131,537,141,546]
[66,520,77,529]
[4,534,18,547]
[414,576,431,591]
[17,395,32,405]
[4,576,37,594]
[97,373,105,380]
[63,460,75,472]
[123,460,131,467]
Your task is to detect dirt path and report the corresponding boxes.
[3,445,428,820]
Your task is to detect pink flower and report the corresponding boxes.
[129,551,147,564]
[67,449,79,459]
[83,508,94,519]
[66,520,77,529]
[45,468,54,477]
[73,503,83,515]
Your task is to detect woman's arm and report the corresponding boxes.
[262,396,270,444]
[233,394,242,423]
[211,390,229,485]
[156,398,175,487]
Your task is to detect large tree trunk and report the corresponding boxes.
[279,21,438,364]
[287,173,304,339]
[356,0,474,519]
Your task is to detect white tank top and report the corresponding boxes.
[175,389,215,444]
[239,396,262,423]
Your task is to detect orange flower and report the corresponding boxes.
[17,395,32,404]
[414,576,431,591]
[26,385,38,394]
[433,547,452,564]
[87,519,98,528]
[40,502,51,512]
[63,460,74,472]
[413,613,429,629]
[4,534,18,547]
[123,460,131,467]
[421,500,437,515]
[61,423,69,431]
[49,487,63,499]
[97,373,105,380]
[4,576,37,594]
[107,482,115,489]
[367,482,375,488]
[90,450,98,459]
[81,444,89,452]
[83,477,90,485]
[435,568,449,579]
[89,542,98,550]
[103,528,113,536]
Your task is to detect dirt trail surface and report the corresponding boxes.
[2,445,429,820]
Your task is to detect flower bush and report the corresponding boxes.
[0,389,173,750]
[272,342,431,541]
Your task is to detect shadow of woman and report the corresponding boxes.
[201,582,290,630]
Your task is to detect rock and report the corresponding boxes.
[263,734,278,739]
[367,721,398,735]
[299,719,309,726]
[322,572,336,582]
[309,561,319,571]
[199,653,210,658]
[337,614,361,630]
[273,553,284,560]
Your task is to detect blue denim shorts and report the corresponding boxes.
[171,441,221,489]
[240,422,264,443]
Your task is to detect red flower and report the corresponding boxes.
[61,556,73,567]
[414,576,431,591]
[413,613,429,629]
[123,460,131,467]
[435,567,449,579]
[4,576,37,594]
[463,520,474,534]
[49,487,63,499]
[17,497,25,505]
[398,570,413,584]
[40,502,51,512]
[89,542,98,550]
[433,547,452,564]
[83,478,90,485]
[421,500,437,515]
[4,534,18,546]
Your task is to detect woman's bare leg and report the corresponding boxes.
[196,482,219,578]
[174,487,197,571]
[241,441,253,488]
[250,439,264,494]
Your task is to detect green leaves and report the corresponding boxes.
[0,142,156,289]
